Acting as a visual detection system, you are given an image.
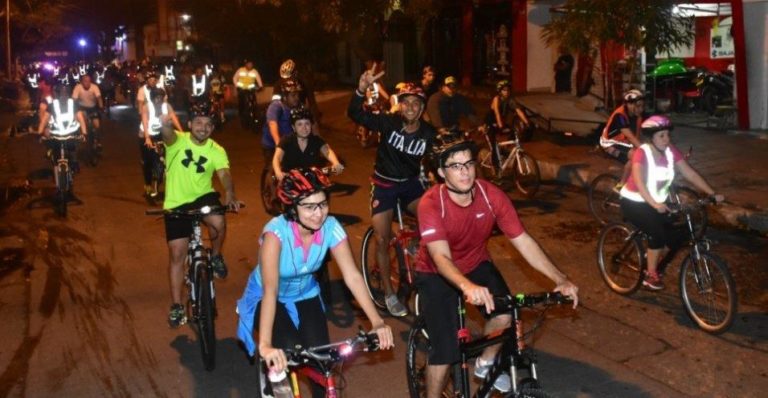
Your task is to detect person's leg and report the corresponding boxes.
[620,148,633,185]
[76,111,88,136]
[204,213,226,257]
[139,139,153,188]
[372,209,395,295]
[621,199,667,289]
[426,365,451,398]
[167,238,188,305]
[296,297,331,398]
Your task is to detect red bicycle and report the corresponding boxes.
[254,329,380,398]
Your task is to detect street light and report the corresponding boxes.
[78,38,87,60]
[181,14,191,22]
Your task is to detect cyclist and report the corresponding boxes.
[619,115,723,290]
[37,82,82,171]
[233,60,264,128]
[418,65,438,99]
[236,167,394,397]
[277,58,321,126]
[139,87,182,197]
[156,101,240,328]
[425,75,480,132]
[71,74,103,145]
[209,66,226,123]
[348,65,437,317]
[272,108,343,181]
[262,78,304,171]
[484,80,518,169]
[415,133,578,397]
[188,65,210,107]
[600,89,646,185]
[135,70,163,109]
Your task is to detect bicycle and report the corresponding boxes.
[588,173,709,236]
[476,126,540,198]
[146,203,241,370]
[407,292,574,397]
[45,133,81,217]
[148,138,165,199]
[254,328,380,398]
[596,197,737,334]
[360,199,420,315]
[82,109,103,167]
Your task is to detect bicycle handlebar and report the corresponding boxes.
[282,329,380,367]
[145,203,245,217]
[492,292,573,310]
[667,195,718,215]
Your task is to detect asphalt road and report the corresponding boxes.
[0,94,766,397]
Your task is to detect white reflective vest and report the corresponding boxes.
[620,144,675,203]
[53,66,60,77]
[366,82,380,106]
[205,64,213,77]
[27,73,39,88]
[47,97,81,136]
[95,70,105,85]
[191,75,206,97]
[164,66,175,82]
[140,101,169,137]
[79,65,87,76]
[236,69,259,89]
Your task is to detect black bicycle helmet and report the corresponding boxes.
[189,100,215,120]
[290,107,313,124]
[279,78,303,97]
[432,130,477,169]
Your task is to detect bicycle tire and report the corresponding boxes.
[670,186,708,238]
[679,252,737,334]
[406,323,457,398]
[56,165,69,217]
[361,227,396,310]
[260,168,281,216]
[196,265,217,371]
[513,152,540,198]
[588,174,622,225]
[597,223,644,295]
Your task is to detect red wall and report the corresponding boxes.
[684,16,733,73]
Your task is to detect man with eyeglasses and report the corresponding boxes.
[413,133,578,397]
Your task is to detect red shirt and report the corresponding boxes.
[623,144,684,194]
[415,179,525,274]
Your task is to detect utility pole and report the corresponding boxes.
[5,0,10,78]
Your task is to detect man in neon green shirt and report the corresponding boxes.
[159,102,240,328]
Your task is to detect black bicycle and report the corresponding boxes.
[45,133,81,217]
[407,292,574,397]
[146,204,241,370]
[82,109,103,167]
[597,197,737,333]
[148,138,165,199]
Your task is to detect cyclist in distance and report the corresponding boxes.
[347,64,437,317]
[236,167,394,397]
[415,133,578,397]
[71,74,103,145]
[277,59,321,127]
[619,115,723,290]
[600,89,646,185]
[272,108,343,181]
[485,80,519,168]
[233,59,264,129]
[156,101,240,328]
[262,78,304,171]
[425,75,481,132]
[37,80,82,171]
[139,87,182,197]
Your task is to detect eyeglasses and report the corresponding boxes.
[297,200,329,212]
[443,160,476,173]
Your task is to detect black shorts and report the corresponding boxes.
[414,261,511,365]
[78,105,101,120]
[370,176,425,215]
[164,192,222,241]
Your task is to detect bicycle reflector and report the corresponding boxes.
[200,205,212,214]
[339,343,353,357]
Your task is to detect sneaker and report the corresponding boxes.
[474,357,511,392]
[168,303,187,328]
[211,254,228,279]
[385,294,408,317]
[643,272,665,290]
[144,185,153,197]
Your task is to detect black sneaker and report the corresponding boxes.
[211,254,228,279]
[168,303,187,328]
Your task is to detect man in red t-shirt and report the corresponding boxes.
[414,133,579,397]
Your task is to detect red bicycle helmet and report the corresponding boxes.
[277,167,332,206]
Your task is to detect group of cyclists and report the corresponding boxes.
[26,51,725,396]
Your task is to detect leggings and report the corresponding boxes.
[620,198,683,250]
[256,296,329,398]
[138,138,161,185]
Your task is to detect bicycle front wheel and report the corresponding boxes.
[513,152,540,198]
[361,227,402,310]
[406,323,457,398]
[260,168,281,216]
[597,224,644,295]
[56,165,69,217]
[588,174,622,225]
[196,265,217,370]
[670,186,708,238]
[679,252,737,334]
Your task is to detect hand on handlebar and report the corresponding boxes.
[554,280,579,309]
[462,282,495,314]
[711,193,725,204]
[652,201,670,214]
[260,345,288,373]
[369,322,394,350]
[225,194,241,212]
[331,163,345,175]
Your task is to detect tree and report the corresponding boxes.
[541,0,694,106]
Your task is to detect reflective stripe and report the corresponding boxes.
[191,75,206,96]
[28,73,39,88]
[164,66,175,81]
[140,101,168,136]
[50,99,81,136]
[95,71,105,85]
[205,64,213,77]
[235,68,257,89]
[601,106,641,147]
[620,144,674,203]
[79,65,87,76]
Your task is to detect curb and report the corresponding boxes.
[534,156,768,234]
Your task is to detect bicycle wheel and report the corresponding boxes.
[55,165,69,217]
[670,186,708,238]
[679,252,737,334]
[513,152,540,198]
[361,227,403,310]
[260,168,281,216]
[196,265,217,370]
[406,324,457,398]
[588,174,622,225]
[597,223,644,295]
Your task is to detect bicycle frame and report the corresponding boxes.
[187,219,214,319]
[392,202,419,290]
[482,132,527,177]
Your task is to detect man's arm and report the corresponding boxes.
[426,240,496,313]
[508,232,579,306]
[254,70,264,89]
[215,167,239,210]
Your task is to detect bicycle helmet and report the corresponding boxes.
[290,107,313,124]
[623,89,645,103]
[278,167,332,221]
[394,82,408,93]
[396,82,425,103]
[432,130,478,169]
[496,80,511,93]
[279,59,296,79]
[189,100,215,120]
[640,115,674,137]
[279,78,303,97]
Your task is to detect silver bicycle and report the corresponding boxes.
[477,127,541,197]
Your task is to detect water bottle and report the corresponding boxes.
[268,369,293,398]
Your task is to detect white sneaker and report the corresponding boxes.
[385,294,408,317]
[474,357,511,393]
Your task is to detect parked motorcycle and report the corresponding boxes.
[695,70,734,115]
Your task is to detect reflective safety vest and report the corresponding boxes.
[79,65,87,76]
[53,66,60,77]
[164,65,175,82]
[139,101,169,137]
[620,144,675,203]
[27,73,39,88]
[95,70,105,85]
[59,74,70,86]
[191,75,206,97]
[205,64,213,77]
[600,105,641,149]
[235,68,259,90]
[47,97,81,136]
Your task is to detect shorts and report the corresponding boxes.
[620,198,684,250]
[369,176,425,215]
[164,192,222,241]
[414,261,511,365]
[78,105,101,120]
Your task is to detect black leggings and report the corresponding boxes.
[256,296,329,398]
[620,198,683,250]
[139,138,161,185]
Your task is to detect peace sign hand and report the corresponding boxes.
[357,62,385,94]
